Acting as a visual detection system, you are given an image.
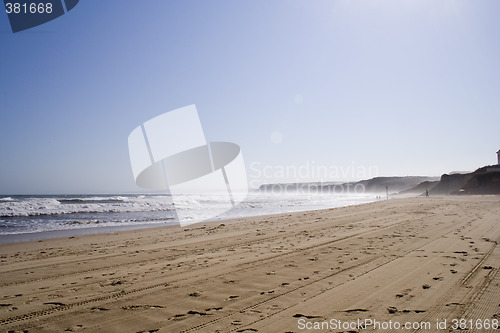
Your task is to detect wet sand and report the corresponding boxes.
[1,196,499,332]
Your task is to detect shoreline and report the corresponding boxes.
[0,195,381,244]
[1,196,499,332]
[0,222,178,245]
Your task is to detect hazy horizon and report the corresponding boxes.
[1,0,499,195]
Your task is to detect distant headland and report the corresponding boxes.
[258,151,500,196]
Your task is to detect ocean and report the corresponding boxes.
[0,192,377,242]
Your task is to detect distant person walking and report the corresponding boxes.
[425,189,429,197]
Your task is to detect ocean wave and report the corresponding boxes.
[0,195,176,217]
[64,216,175,225]
[58,196,130,204]
[0,193,377,236]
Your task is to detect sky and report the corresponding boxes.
[1,0,499,194]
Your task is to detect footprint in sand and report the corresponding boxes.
[205,307,223,311]
[187,310,210,316]
[64,324,84,331]
[90,306,109,312]
[172,313,187,320]
[396,288,412,298]
[388,306,398,314]
[293,313,322,319]
[343,308,368,313]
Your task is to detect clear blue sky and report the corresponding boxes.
[1,0,499,194]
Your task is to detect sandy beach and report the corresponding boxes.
[1,196,499,332]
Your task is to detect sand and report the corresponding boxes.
[1,196,499,332]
